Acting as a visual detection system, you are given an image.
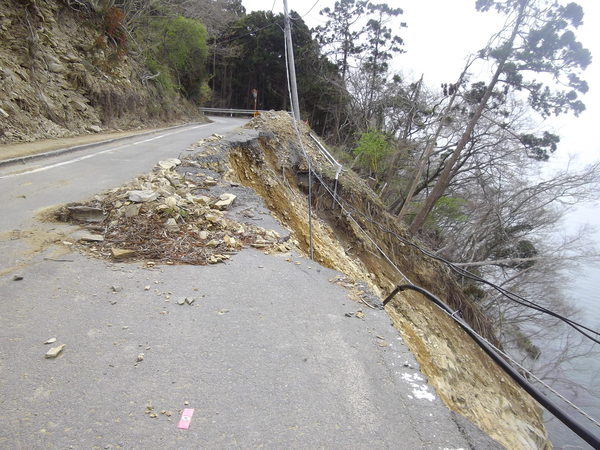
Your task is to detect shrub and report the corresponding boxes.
[352,130,391,176]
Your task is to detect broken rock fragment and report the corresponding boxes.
[127,190,159,203]
[157,158,181,170]
[45,344,65,359]
[123,204,141,218]
[67,206,105,223]
[73,231,104,242]
[214,193,236,210]
[111,248,136,260]
[164,218,180,232]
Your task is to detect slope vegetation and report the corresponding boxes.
[0,0,201,145]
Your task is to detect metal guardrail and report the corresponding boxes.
[200,107,265,116]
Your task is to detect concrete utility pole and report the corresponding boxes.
[283,0,301,121]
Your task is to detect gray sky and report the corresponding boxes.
[242,0,600,170]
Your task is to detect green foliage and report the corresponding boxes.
[352,130,391,175]
[519,131,560,161]
[477,0,591,117]
[428,196,467,228]
[315,0,368,80]
[363,3,405,78]
[146,58,177,93]
[211,10,342,134]
[148,16,208,101]
[199,81,212,104]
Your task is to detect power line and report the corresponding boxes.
[283,11,313,259]
[301,0,321,18]
[383,285,600,446]
[279,58,599,437]
[214,22,278,45]
[288,142,599,436]
[312,174,600,345]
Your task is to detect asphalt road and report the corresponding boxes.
[0,118,500,449]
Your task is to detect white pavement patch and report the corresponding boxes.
[400,372,436,401]
[0,124,209,180]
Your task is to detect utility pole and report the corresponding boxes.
[283,0,301,121]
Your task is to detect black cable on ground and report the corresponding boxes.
[383,284,600,448]
[314,174,600,345]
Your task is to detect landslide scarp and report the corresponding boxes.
[228,112,549,449]
[53,111,550,449]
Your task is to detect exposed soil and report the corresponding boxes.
[0,0,203,147]
[54,111,550,449]
[231,112,550,449]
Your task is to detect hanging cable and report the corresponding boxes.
[215,22,278,45]
[383,285,600,447]
[283,21,314,259]
[293,148,599,436]
[301,0,322,18]
[310,174,600,345]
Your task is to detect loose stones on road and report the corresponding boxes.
[157,158,181,170]
[214,193,236,210]
[127,190,159,203]
[45,344,65,359]
[111,248,136,260]
[67,205,105,223]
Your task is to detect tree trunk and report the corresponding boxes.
[396,68,465,220]
[408,3,527,234]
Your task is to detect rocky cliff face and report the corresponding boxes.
[0,0,202,145]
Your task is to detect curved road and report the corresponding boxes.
[0,117,248,227]
[0,117,499,449]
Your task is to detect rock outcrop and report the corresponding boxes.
[0,0,202,145]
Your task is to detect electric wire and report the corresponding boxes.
[301,149,599,431]
[309,174,600,345]
[275,2,599,436]
[296,148,412,283]
[462,317,600,429]
[283,20,314,259]
[383,285,600,447]
[301,0,322,18]
[215,22,278,45]
[360,214,600,345]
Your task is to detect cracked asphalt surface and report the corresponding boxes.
[0,119,500,449]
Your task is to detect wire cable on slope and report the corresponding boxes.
[306,169,600,345]
[283,22,314,259]
[297,145,600,436]
[383,285,600,447]
[274,10,598,440]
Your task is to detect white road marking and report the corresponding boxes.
[0,124,209,180]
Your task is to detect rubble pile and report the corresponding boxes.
[52,112,548,448]
[59,152,292,264]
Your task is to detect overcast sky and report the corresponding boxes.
[242,0,600,171]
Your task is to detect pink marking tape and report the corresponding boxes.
[177,408,194,430]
